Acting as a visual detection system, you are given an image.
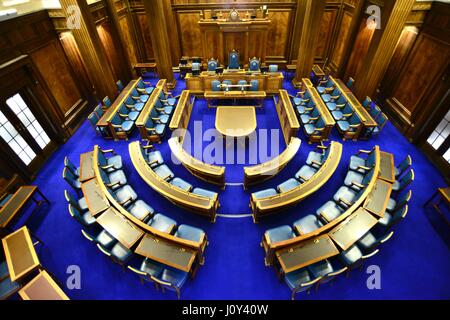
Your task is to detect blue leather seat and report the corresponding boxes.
[128,200,154,222]
[228,50,240,69]
[145,118,166,137]
[252,188,277,199]
[321,87,340,103]
[97,149,123,172]
[331,104,353,121]
[110,113,134,135]
[300,108,319,124]
[0,276,21,299]
[103,96,111,108]
[146,150,164,168]
[317,79,333,94]
[277,178,301,193]
[349,149,376,173]
[337,113,361,134]
[326,96,347,112]
[151,109,170,125]
[295,165,317,182]
[211,80,221,91]
[125,96,145,112]
[147,213,176,233]
[170,177,193,192]
[155,99,173,115]
[159,91,177,106]
[64,156,79,177]
[265,225,295,244]
[392,169,414,192]
[293,215,323,235]
[296,104,313,115]
[284,267,317,300]
[68,203,96,227]
[153,164,175,181]
[394,155,412,178]
[343,168,373,191]
[316,201,344,223]
[308,259,334,278]
[110,242,133,264]
[268,64,278,73]
[339,244,363,267]
[249,57,260,71]
[99,168,127,190]
[379,204,408,228]
[64,189,88,212]
[386,189,412,212]
[119,103,139,122]
[131,88,149,102]
[207,59,218,72]
[159,267,189,299]
[63,167,81,191]
[136,79,154,95]
[293,91,311,106]
[128,258,164,282]
[82,229,117,249]
[192,188,217,199]
[175,224,205,242]
[250,79,259,91]
[357,230,394,252]
[112,185,138,207]
[306,146,329,168]
[333,186,359,207]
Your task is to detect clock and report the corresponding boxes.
[229,9,239,22]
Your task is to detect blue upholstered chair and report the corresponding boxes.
[140,143,164,168]
[155,99,174,115]
[110,113,134,136]
[175,224,205,243]
[296,99,314,116]
[150,107,170,125]
[128,258,164,286]
[378,204,408,229]
[99,167,127,190]
[81,228,117,249]
[237,80,247,91]
[250,79,259,91]
[392,169,414,193]
[316,200,345,223]
[0,276,21,300]
[369,103,381,120]
[153,267,189,300]
[249,57,260,72]
[222,80,232,91]
[264,225,296,244]
[331,103,354,121]
[326,95,346,112]
[321,87,340,103]
[192,188,217,200]
[284,267,321,300]
[97,148,123,173]
[211,80,221,92]
[228,50,240,69]
[159,90,178,107]
[277,178,301,193]
[170,178,193,192]
[349,148,376,174]
[131,87,149,103]
[386,189,412,213]
[340,246,379,277]
[64,189,88,213]
[110,185,138,208]
[147,213,177,233]
[333,186,362,209]
[361,96,372,110]
[64,156,79,177]
[116,80,124,92]
[357,230,394,253]
[268,64,278,73]
[153,164,175,181]
[252,188,278,199]
[293,91,311,107]
[295,165,317,183]
[346,77,355,90]
[293,215,323,235]
[68,203,96,227]
[127,200,154,222]
[337,113,361,138]
[88,112,104,136]
[371,113,388,137]
[98,241,133,268]
[145,118,166,140]
[304,117,325,139]
[136,78,154,95]
[394,155,412,178]
[306,144,330,168]
[317,78,334,95]
[63,167,81,192]
[307,259,346,291]
[103,96,111,108]
[343,167,374,192]
[118,103,139,122]
[125,96,145,112]
[300,108,319,125]
[94,104,104,118]
[207,58,218,72]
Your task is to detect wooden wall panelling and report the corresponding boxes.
[97,22,123,81]
[117,5,139,66]
[314,2,340,66]
[177,10,204,59]
[136,11,156,61]
[265,8,294,64]
[162,0,182,65]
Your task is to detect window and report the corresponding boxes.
[427,109,450,150]
[0,110,36,165]
[6,93,50,149]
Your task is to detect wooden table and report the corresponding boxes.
[0,186,49,228]
[364,179,393,218]
[425,187,450,226]
[215,106,257,138]
[96,208,144,249]
[329,208,378,250]
[19,270,69,300]
[80,179,109,217]
[134,63,157,76]
[204,90,266,108]
[379,151,395,183]
[79,151,95,183]
[135,234,197,272]
[2,226,41,281]
[276,234,339,273]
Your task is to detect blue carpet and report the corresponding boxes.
[10,72,450,300]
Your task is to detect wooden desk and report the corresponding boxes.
[312,65,325,78]
[0,186,48,228]
[424,187,450,226]
[329,208,378,251]
[19,270,69,300]
[364,179,392,218]
[169,137,225,188]
[244,137,301,189]
[169,90,192,133]
[96,208,144,249]
[134,63,157,76]
[204,90,266,108]
[276,234,339,274]
[379,151,395,183]
[79,151,94,183]
[135,234,197,273]
[135,87,163,142]
[81,179,109,217]
[277,90,300,144]
[215,106,257,138]
[2,226,40,281]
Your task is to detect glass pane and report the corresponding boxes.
[432,135,445,150]
[427,131,439,146]
[442,123,450,140]
[435,120,447,133]
[445,110,450,122]
[443,148,450,163]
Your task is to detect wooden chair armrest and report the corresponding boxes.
[100,164,114,170]
[339,197,352,207]
[111,124,122,129]
[357,149,372,154]
[311,160,322,168]
[357,165,371,171]
[150,276,172,287]
[146,127,156,132]
[298,174,309,182]
[327,267,348,277]
[127,266,147,276]
[380,231,394,244]
[300,276,323,288]
[336,103,346,108]
[142,144,154,150]
[119,197,133,206]
[362,249,379,259]
[343,112,354,117]
[351,181,365,189]
[349,124,360,129]
[100,149,115,154]
[106,181,121,188]
[318,211,330,223]
[97,244,111,257]
[147,159,158,166]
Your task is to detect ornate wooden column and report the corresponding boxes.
[142,0,175,88]
[60,0,117,100]
[353,0,415,100]
[293,0,326,87]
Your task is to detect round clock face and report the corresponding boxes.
[230,11,239,21]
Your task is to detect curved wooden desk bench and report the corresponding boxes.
[243,137,301,189]
[168,137,225,188]
[251,141,343,222]
[90,145,208,271]
[261,146,381,266]
[129,141,220,222]
[135,87,163,142]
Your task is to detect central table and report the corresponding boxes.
[215,106,257,138]
[19,270,69,300]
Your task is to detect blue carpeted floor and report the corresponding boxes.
[10,72,450,300]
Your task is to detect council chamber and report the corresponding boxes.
[0,0,448,301]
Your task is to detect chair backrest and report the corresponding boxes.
[362,167,375,185]
[331,87,340,96]
[103,96,111,108]
[64,156,78,176]
[111,113,123,126]
[249,57,260,71]
[269,64,278,73]
[346,77,355,89]
[64,189,79,208]
[207,59,218,71]
[192,62,201,71]
[62,167,78,189]
[228,49,239,69]
[94,104,104,118]
[237,80,247,91]
[211,80,221,91]
[397,155,412,176]
[369,104,381,119]
[68,203,84,224]
[343,104,353,115]
[88,112,99,127]
[97,149,107,167]
[131,88,140,98]
[116,80,124,92]
[250,79,259,91]
[376,113,388,130]
[315,117,325,129]
[367,149,377,167]
[396,189,412,208]
[348,113,361,126]
[311,108,320,118]
[398,169,414,192]
[145,117,155,129]
[98,167,110,184]
[361,96,372,109]
[118,103,129,115]
[391,204,408,227]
